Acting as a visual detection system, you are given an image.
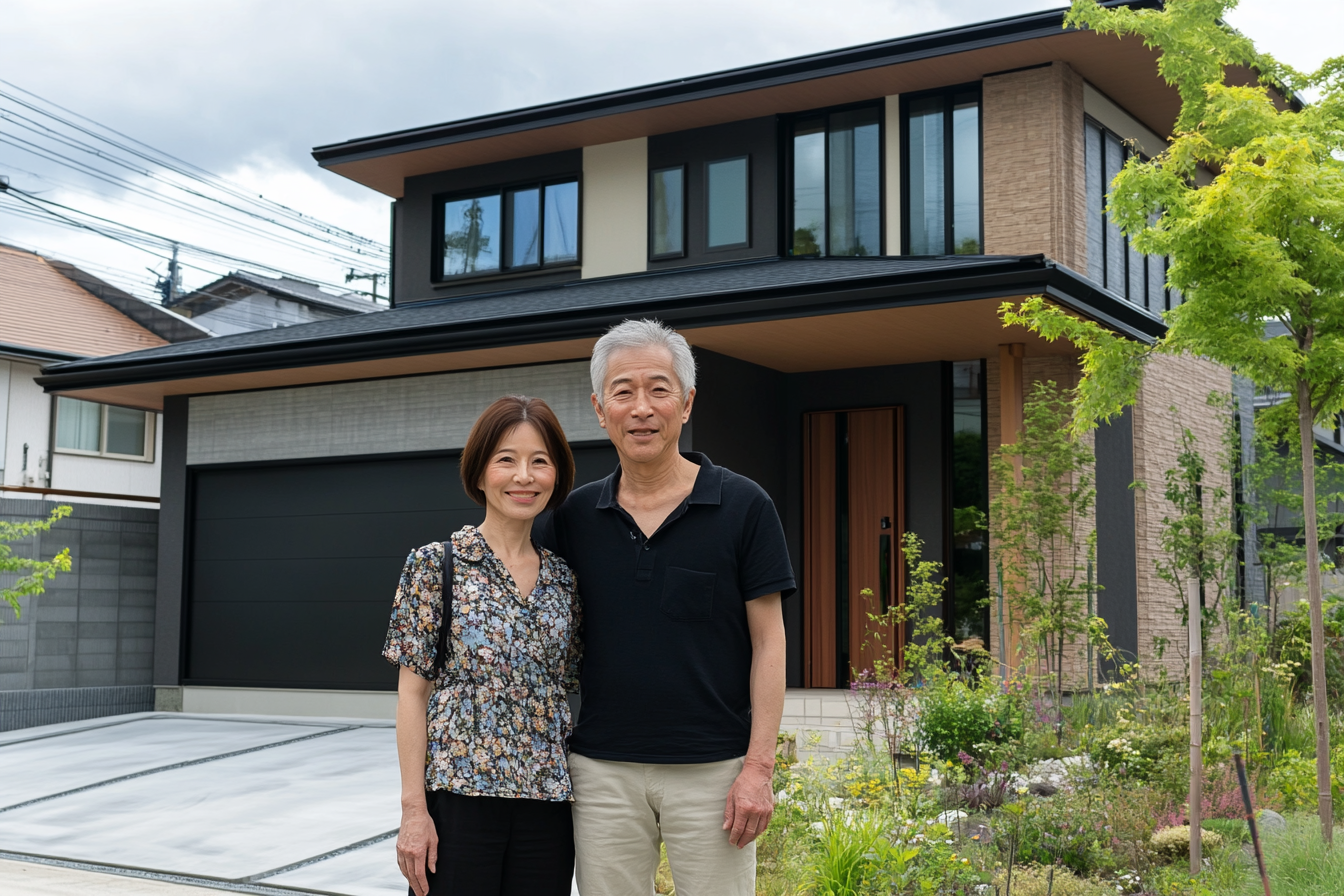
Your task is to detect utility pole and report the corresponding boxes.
[157,243,180,304]
[345,268,387,304]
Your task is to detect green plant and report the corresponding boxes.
[1231,812,1344,896]
[916,677,1023,762]
[991,864,1115,896]
[1,505,73,621]
[1092,726,1186,783]
[1150,825,1224,859]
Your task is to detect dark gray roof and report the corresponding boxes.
[37,255,1164,390]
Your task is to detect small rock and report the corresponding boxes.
[934,809,967,826]
[1258,810,1288,835]
[1028,780,1058,797]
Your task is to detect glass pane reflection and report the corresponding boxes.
[543,181,579,265]
[951,95,980,254]
[828,108,880,256]
[56,397,101,452]
[707,158,748,248]
[443,195,501,276]
[791,121,826,256]
[106,406,147,456]
[907,96,945,254]
[507,188,540,268]
[651,167,684,256]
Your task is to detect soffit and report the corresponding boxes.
[0,245,169,358]
[52,297,1070,410]
[327,29,1177,198]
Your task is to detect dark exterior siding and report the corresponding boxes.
[395,150,583,305]
[647,118,779,269]
[154,395,189,688]
[1095,405,1138,669]
[182,446,616,690]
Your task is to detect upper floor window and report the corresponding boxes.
[706,157,749,250]
[903,86,981,255]
[439,179,579,279]
[788,106,881,257]
[1084,117,1176,312]
[55,397,155,461]
[650,166,686,258]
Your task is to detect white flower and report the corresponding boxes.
[828,797,846,810]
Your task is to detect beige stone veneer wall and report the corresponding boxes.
[982,62,1088,273]
[1130,353,1235,678]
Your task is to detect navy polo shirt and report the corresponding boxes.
[540,452,795,763]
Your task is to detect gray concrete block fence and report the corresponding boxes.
[0,497,158,730]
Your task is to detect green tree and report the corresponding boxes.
[1005,0,1344,840]
[990,380,1096,737]
[2,505,73,620]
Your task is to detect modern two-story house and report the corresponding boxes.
[36,2,1247,728]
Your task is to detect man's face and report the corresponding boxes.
[593,345,694,466]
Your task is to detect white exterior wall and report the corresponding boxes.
[581,138,648,279]
[187,361,605,465]
[1,359,161,503]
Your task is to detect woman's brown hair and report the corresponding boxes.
[459,395,575,511]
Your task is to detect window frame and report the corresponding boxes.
[783,101,886,258]
[704,155,752,252]
[899,83,983,256]
[648,165,688,261]
[1084,114,1174,312]
[54,398,156,462]
[431,176,582,284]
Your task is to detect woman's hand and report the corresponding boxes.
[397,805,438,896]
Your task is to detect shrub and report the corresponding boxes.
[1091,725,1185,783]
[992,864,1115,896]
[1150,825,1224,859]
[916,677,1023,762]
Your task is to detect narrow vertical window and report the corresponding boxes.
[951,92,981,254]
[1103,132,1126,294]
[442,195,501,276]
[1085,116,1169,309]
[1085,121,1104,279]
[506,187,541,269]
[791,119,827,256]
[906,96,944,255]
[828,108,880,256]
[543,181,579,265]
[650,166,685,258]
[903,87,980,255]
[949,360,989,647]
[707,157,749,249]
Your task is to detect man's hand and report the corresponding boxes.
[722,759,775,848]
[396,806,438,896]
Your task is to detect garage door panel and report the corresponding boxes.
[186,601,396,687]
[191,558,406,605]
[194,458,474,520]
[185,446,617,689]
[191,510,468,561]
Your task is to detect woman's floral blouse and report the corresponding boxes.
[382,526,581,801]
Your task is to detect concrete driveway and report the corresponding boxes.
[0,712,405,896]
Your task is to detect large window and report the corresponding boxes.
[439,179,579,280]
[1084,117,1176,311]
[903,87,981,255]
[788,106,881,257]
[55,397,154,461]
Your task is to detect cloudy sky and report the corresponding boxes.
[1,0,1338,301]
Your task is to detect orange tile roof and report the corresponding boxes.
[0,244,168,357]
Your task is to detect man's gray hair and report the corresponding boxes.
[590,319,697,404]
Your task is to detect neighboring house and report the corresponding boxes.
[37,2,1251,732]
[166,271,382,335]
[0,243,208,730]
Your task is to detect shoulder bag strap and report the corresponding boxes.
[432,542,454,679]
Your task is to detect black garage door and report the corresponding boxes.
[185,446,617,689]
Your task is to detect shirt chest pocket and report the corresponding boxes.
[661,567,717,621]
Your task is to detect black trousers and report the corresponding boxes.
[419,790,574,896]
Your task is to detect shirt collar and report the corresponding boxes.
[595,451,723,509]
[450,525,490,563]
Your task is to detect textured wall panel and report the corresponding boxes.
[0,684,153,732]
[187,362,604,465]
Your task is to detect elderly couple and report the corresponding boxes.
[382,319,794,896]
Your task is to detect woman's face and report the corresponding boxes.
[478,422,556,523]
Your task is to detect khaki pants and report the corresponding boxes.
[569,752,754,896]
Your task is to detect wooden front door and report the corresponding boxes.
[804,408,904,687]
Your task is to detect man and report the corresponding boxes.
[541,319,793,896]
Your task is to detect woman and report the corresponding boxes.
[382,395,580,896]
